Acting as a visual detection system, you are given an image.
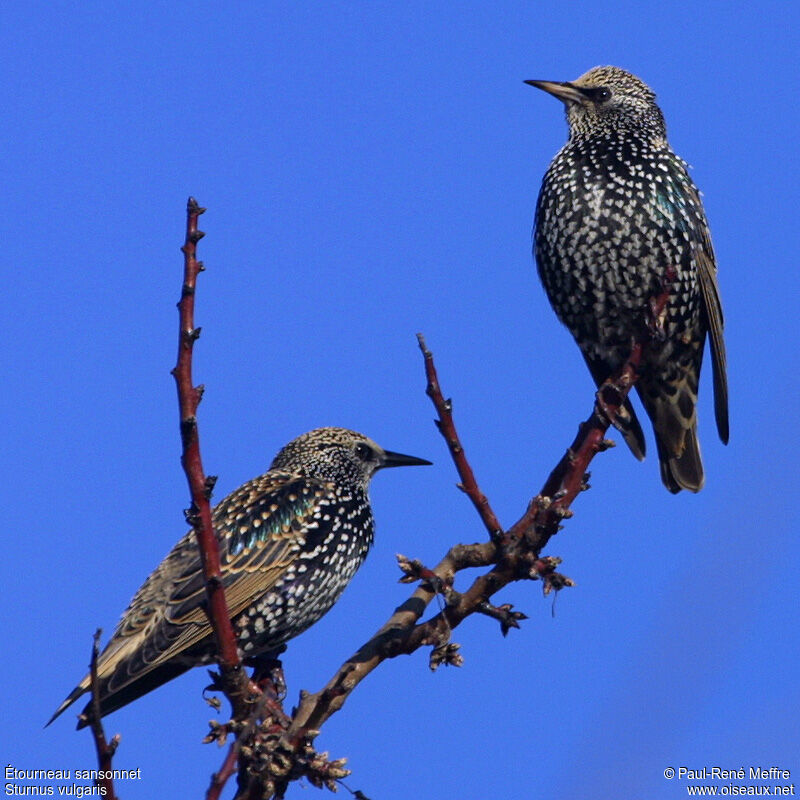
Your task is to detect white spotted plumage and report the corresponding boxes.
[49,427,429,727]
[530,66,728,492]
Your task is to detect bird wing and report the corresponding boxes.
[682,176,729,445]
[694,242,729,444]
[94,472,334,692]
[658,151,728,446]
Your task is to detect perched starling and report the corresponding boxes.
[49,427,430,727]
[527,66,728,492]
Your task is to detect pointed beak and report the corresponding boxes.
[380,450,432,469]
[525,79,586,106]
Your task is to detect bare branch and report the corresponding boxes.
[417,334,504,540]
[170,198,260,798]
[505,275,672,554]
[207,743,238,800]
[87,629,120,799]
[172,197,242,676]
[263,286,671,791]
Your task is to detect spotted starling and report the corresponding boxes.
[49,427,430,727]
[527,66,728,492]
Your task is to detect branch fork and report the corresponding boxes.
[203,235,668,794]
[175,201,669,798]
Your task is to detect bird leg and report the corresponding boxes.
[646,266,676,340]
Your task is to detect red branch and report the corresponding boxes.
[272,286,671,767]
[88,629,119,800]
[418,334,503,540]
[172,197,241,672]
[207,742,238,800]
[506,280,672,554]
[171,198,259,799]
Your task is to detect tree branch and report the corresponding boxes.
[88,629,119,800]
[505,276,672,554]
[171,198,258,798]
[264,285,671,794]
[168,198,670,797]
[207,742,238,800]
[418,335,504,540]
[172,197,242,675]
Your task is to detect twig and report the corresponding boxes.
[505,278,672,554]
[172,197,241,673]
[417,334,503,540]
[284,540,498,737]
[88,629,119,800]
[207,742,238,800]
[171,198,255,797]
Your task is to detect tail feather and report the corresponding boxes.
[650,389,704,493]
[656,428,704,493]
[74,660,192,729]
[47,652,194,729]
[638,365,705,493]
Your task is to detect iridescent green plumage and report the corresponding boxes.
[49,427,430,727]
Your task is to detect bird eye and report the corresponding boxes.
[595,87,612,103]
[354,443,375,462]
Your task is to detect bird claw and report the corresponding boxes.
[246,653,288,702]
[596,383,628,429]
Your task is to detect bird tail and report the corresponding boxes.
[655,424,704,493]
[47,658,193,729]
[642,375,704,493]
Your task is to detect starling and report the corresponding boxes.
[49,427,430,727]
[527,66,728,492]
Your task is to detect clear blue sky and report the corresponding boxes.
[2,2,798,798]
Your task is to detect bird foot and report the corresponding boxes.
[246,648,288,702]
[595,382,629,429]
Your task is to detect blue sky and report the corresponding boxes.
[2,2,798,798]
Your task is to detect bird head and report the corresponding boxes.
[270,427,431,488]
[526,65,667,141]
